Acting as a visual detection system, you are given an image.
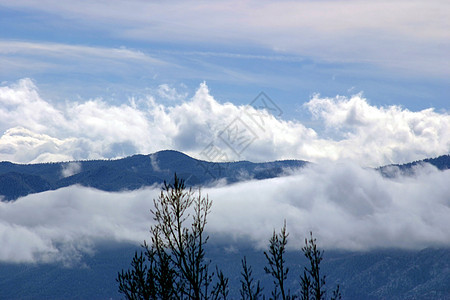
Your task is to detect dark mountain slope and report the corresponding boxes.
[1,151,449,201]
[0,150,307,201]
[0,172,52,200]
[378,154,450,177]
[0,244,448,299]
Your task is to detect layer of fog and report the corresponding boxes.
[0,162,449,264]
[0,79,449,166]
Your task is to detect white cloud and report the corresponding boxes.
[0,127,78,163]
[0,78,65,134]
[0,41,159,63]
[0,41,165,80]
[304,94,450,165]
[61,162,82,178]
[157,84,188,101]
[0,186,158,264]
[0,163,448,264]
[0,79,448,165]
[149,153,161,172]
[207,163,450,251]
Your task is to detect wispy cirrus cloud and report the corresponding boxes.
[0,40,165,78]
[0,41,159,62]
[1,0,448,76]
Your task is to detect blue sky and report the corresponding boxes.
[0,0,449,164]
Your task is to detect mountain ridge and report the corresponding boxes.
[0,150,308,201]
[377,154,450,177]
[1,150,449,201]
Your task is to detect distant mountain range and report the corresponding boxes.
[377,155,450,177]
[1,150,449,201]
[0,150,307,201]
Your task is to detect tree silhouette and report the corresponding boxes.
[300,232,341,300]
[117,174,228,299]
[264,221,294,300]
[240,256,263,300]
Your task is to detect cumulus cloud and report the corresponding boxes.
[304,94,450,165]
[0,163,449,264]
[0,79,448,165]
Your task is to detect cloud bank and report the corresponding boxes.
[0,162,449,264]
[0,79,448,166]
[0,186,158,264]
